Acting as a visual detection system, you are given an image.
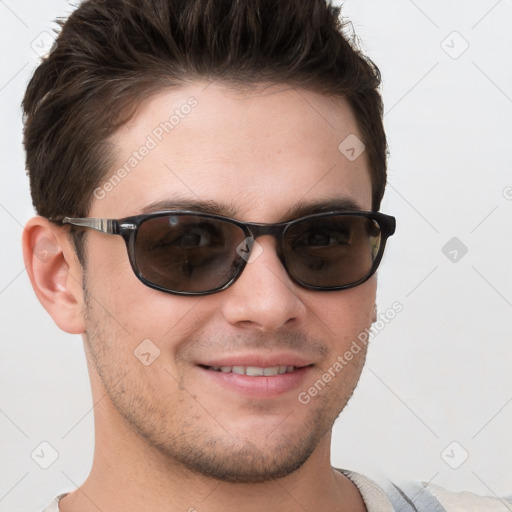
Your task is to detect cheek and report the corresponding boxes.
[303,283,376,406]
[85,254,214,373]
[311,278,376,340]
[86,234,172,331]
[87,233,134,291]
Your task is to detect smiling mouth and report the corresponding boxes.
[200,365,309,376]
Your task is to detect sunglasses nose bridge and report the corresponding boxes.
[243,222,286,242]
[242,223,288,261]
[234,222,291,287]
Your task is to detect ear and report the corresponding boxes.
[22,216,85,334]
[372,303,377,323]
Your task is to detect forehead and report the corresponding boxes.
[93,82,372,221]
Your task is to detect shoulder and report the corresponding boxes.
[339,469,395,511]
[338,468,512,512]
[424,482,512,511]
[41,493,68,512]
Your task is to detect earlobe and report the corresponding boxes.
[22,217,86,334]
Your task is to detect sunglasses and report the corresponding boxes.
[59,210,396,296]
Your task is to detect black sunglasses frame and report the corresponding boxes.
[59,210,396,296]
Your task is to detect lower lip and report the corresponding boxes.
[198,366,312,398]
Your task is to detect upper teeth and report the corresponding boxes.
[209,365,295,376]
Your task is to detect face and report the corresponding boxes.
[82,82,376,482]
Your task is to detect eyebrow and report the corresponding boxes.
[139,196,366,221]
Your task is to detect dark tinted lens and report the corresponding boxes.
[134,215,246,292]
[284,215,382,287]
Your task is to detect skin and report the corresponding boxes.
[23,82,377,512]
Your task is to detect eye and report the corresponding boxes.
[150,223,223,250]
[306,231,348,246]
[292,226,350,249]
[170,230,207,248]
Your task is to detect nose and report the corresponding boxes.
[220,236,307,331]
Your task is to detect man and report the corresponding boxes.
[21,1,509,510]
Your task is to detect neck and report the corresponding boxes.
[59,400,366,512]
[59,354,367,512]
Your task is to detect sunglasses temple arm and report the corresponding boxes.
[61,217,118,235]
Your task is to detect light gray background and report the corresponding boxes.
[1,1,511,510]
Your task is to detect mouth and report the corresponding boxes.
[199,364,304,376]
[196,357,314,398]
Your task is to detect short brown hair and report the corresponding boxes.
[22,0,387,263]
